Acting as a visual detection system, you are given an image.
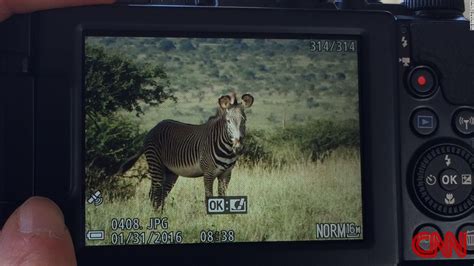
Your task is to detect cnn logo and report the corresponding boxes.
[412,231,469,259]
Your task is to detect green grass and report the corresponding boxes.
[85,149,362,245]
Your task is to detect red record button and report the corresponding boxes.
[417,75,427,86]
[408,66,437,97]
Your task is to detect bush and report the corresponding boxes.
[239,120,359,167]
[85,115,146,199]
[306,97,319,109]
[335,72,346,80]
[178,39,196,51]
[239,130,272,167]
[273,120,359,161]
[159,39,176,51]
[307,121,359,161]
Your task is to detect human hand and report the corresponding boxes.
[0,0,115,22]
[0,197,76,266]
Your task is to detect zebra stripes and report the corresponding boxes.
[118,93,254,209]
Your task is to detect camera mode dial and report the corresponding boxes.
[412,143,474,219]
[403,0,465,12]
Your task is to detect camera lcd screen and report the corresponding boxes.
[83,36,362,246]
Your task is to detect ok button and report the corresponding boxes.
[439,168,460,191]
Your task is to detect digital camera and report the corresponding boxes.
[1,0,473,265]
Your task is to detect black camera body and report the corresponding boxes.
[1,0,473,265]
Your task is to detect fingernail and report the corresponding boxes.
[18,197,67,239]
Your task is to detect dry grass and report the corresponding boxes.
[85,149,362,245]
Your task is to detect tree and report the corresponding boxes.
[84,44,175,198]
[85,45,175,118]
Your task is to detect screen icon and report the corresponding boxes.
[207,196,248,215]
[87,191,103,206]
[229,198,247,213]
[86,230,105,241]
[207,198,225,213]
[316,223,361,240]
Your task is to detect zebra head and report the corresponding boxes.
[218,93,254,155]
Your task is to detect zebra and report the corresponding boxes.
[117,92,254,209]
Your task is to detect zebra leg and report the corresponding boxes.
[145,148,166,210]
[161,168,178,208]
[203,174,215,198]
[218,170,232,196]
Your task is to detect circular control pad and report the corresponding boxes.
[412,143,474,218]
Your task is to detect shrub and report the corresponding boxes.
[306,97,319,109]
[178,39,196,51]
[85,115,146,199]
[239,120,360,167]
[335,72,346,80]
[239,130,272,167]
[275,120,360,161]
[159,39,176,51]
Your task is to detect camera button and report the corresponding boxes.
[413,224,442,252]
[408,66,438,97]
[457,223,474,254]
[411,108,438,136]
[453,108,474,136]
[438,168,461,192]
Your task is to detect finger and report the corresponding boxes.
[0,197,76,266]
[0,0,115,21]
[2,0,115,13]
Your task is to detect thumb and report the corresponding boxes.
[0,197,76,266]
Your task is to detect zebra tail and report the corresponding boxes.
[117,149,144,175]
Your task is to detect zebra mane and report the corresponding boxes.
[207,107,225,122]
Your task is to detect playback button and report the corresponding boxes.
[411,108,438,136]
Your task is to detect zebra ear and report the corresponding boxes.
[218,95,232,109]
[241,94,254,108]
